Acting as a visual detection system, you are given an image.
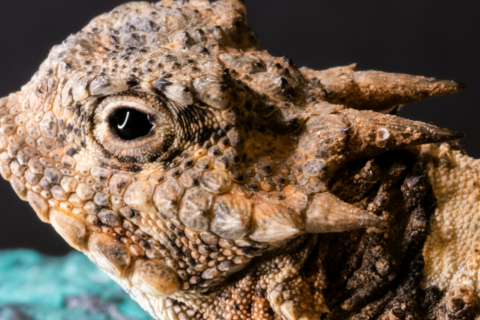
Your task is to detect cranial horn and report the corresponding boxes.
[340,109,463,160]
[301,64,467,113]
[304,192,381,233]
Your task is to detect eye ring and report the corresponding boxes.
[92,94,175,162]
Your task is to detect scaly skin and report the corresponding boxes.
[0,1,474,319]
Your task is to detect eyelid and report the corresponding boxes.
[100,100,157,121]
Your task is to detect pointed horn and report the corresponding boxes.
[304,192,381,233]
[353,70,466,112]
[340,109,463,160]
[301,64,467,113]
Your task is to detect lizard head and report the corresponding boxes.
[0,0,466,318]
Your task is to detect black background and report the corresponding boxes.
[0,0,478,255]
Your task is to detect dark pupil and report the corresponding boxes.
[109,108,154,141]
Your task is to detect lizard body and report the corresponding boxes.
[0,1,475,319]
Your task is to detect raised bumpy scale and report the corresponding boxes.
[1,1,479,319]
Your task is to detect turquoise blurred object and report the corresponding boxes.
[0,250,151,320]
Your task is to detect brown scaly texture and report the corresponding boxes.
[0,0,474,319]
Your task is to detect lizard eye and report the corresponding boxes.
[109,108,154,141]
[93,95,175,162]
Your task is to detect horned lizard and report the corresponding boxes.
[0,0,477,319]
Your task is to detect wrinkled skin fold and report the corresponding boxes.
[0,0,476,319]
